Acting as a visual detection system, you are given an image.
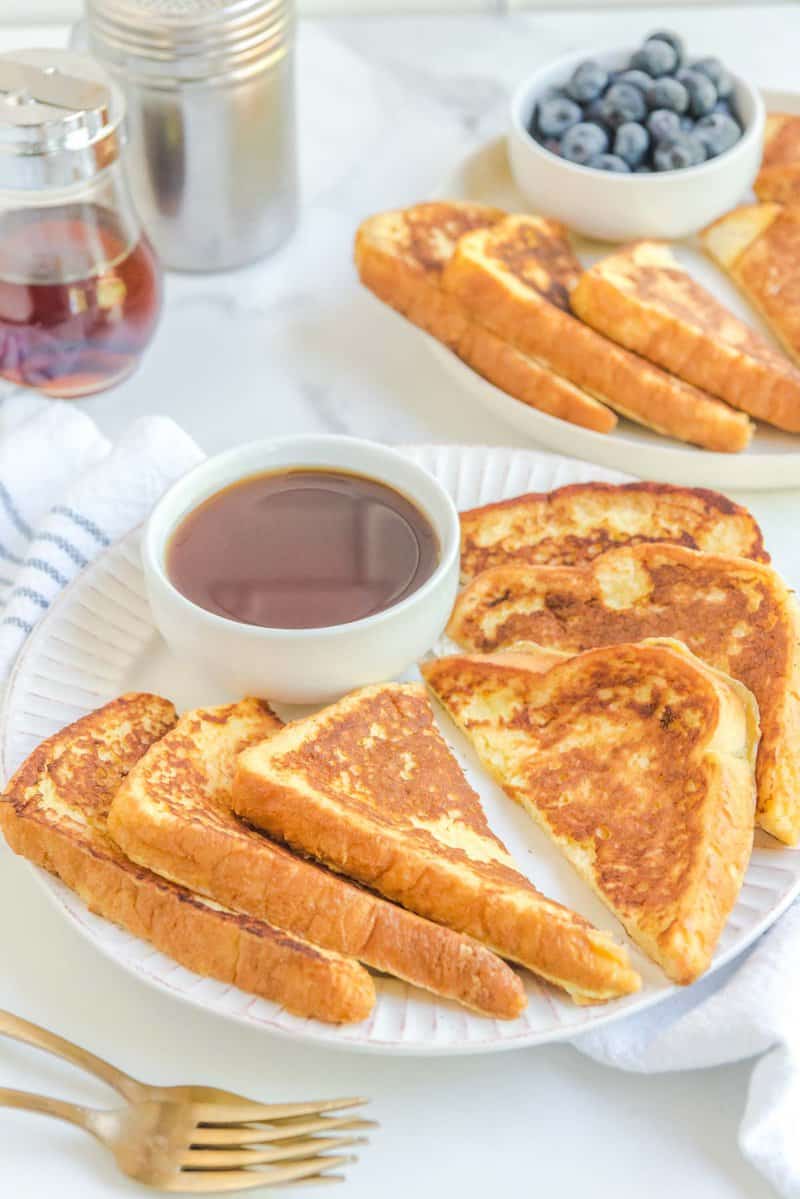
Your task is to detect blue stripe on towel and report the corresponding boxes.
[2,615,33,634]
[0,543,23,565]
[37,533,88,569]
[0,481,33,539]
[51,506,110,547]
[11,586,49,610]
[25,557,67,587]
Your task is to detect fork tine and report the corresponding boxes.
[171,1155,356,1192]
[181,1136,364,1169]
[190,1117,376,1146]
[194,1098,368,1126]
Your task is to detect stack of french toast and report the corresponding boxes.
[355,196,800,451]
[2,479,796,1025]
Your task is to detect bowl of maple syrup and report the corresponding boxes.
[143,435,461,704]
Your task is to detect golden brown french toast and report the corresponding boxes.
[755,113,800,204]
[355,203,617,433]
[109,698,525,1019]
[0,694,375,1024]
[448,543,800,845]
[233,683,641,1005]
[459,480,768,582]
[570,240,800,431]
[441,214,753,452]
[423,640,759,984]
[702,203,800,367]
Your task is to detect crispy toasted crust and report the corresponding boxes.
[459,480,768,582]
[448,544,800,845]
[570,240,800,432]
[355,205,617,434]
[422,641,758,984]
[442,215,753,452]
[233,683,641,1005]
[0,694,374,1025]
[701,203,800,366]
[755,114,800,203]
[109,698,524,1020]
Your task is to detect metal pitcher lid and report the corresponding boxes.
[87,0,291,83]
[0,48,125,190]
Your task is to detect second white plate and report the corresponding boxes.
[427,90,800,490]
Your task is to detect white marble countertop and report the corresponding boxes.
[1,8,799,1199]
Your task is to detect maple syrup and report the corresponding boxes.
[0,204,161,398]
[167,469,441,630]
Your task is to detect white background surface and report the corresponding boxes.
[1,7,799,1198]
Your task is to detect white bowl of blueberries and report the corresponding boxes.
[508,31,765,241]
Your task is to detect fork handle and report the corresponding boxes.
[0,1087,95,1132]
[0,1011,141,1101]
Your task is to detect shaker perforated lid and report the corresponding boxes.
[87,0,291,83]
[0,48,125,190]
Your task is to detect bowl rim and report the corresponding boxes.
[142,433,461,641]
[509,44,765,183]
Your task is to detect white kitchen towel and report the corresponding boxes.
[0,401,797,1198]
[0,393,202,684]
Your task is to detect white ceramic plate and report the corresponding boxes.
[427,90,800,491]
[3,445,799,1055]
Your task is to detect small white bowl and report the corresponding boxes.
[508,47,765,241]
[142,435,460,705]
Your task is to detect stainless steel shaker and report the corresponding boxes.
[83,0,298,272]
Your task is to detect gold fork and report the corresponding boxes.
[0,1010,372,1190]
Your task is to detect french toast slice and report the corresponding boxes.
[422,640,759,984]
[448,543,800,845]
[355,203,617,433]
[702,203,800,366]
[233,683,641,1005]
[570,240,800,431]
[755,113,800,204]
[441,214,753,452]
[109,698,525,1019]
[0,694,374,1024]
[459,480,768,582]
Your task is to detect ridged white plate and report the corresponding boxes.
[427,90,800,491]
[3,445,799,1055]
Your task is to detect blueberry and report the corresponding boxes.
[646,30,686,67]
[613,121,650,167]
[646,78,689,113]
[694,57,733,100]
[694,111,742,157]
[536,96,582,139]
[617,69,652,93]
[647,108,681,142]
[680,115,695,132]
[635,164,653,173]
[566,60,609,103]
[631,38,679,78]
[598,81,647,128]
[541,137,562,155]
[588,152,631,173]
[560,121,609,164]
[677,68,717,117]
[712,98,732,116]
[653,132,707,171]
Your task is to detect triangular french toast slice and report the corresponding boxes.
[109,698,525,1019]
[702,203,800,367]
[570,240,800,431]
[233,683,641,1004]
[422,640,759,984]
[355,202,617,433]
[755,113,800,204]
[441,214,753,451]
[459,479,768,582]
[0,694,375,1024]
[448,543,800,845]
